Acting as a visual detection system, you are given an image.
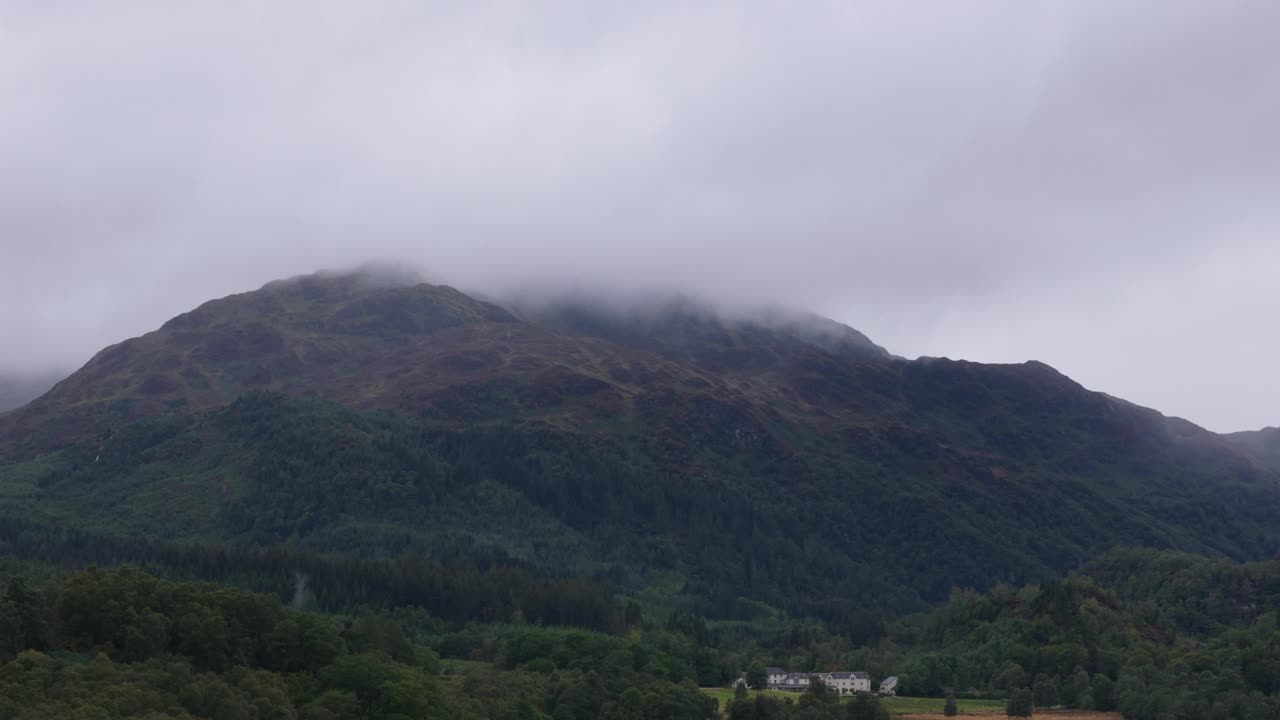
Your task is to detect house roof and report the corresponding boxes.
[765,669,871,680]
[879,676,898,685]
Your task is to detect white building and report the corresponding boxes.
[763,669,872,694]
[824,671,872,695]
[879,676,898,696]
[779,672,811,691]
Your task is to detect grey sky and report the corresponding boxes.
[2,1,1278,432]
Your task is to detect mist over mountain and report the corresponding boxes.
[0,370,64,414]
[6,3,1280,433]
[6,3,1280,715]
[2,267,1276,626]
[1226,426,1280,472]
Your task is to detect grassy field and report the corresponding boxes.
[701,689,1006,715]
[702,688,813,706]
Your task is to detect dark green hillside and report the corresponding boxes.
[1082,547,1280,636]
[879,549,1280,719]
[0,565,717,720]
[1,269,1278,633]
[3,547,1277,719]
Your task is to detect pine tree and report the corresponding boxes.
[944,693,958,716]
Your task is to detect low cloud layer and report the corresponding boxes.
[2,1,1278,432]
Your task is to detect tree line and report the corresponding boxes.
[0,565,716,720]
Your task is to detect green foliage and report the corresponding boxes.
[3,547,1280,720]
[803,676,837,706]
[0,512,625,633]
[0,566,450,719]
[881,550,1280,719]
[1006,688,1033,716]
[846,693,890,720]
[0,565,722,720]
[943,693,958,716]
[1032,676,1057,708]
[1090,673,1115,712]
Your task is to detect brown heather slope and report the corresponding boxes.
[2,270,1222,452]
[0,271,912,458]
[2,269,1274,514]
[0,273,743,454]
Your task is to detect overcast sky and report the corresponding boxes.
[2,1,1278,432]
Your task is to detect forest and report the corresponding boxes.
[3,394,1280,718]
[9,386,1279,649]
[881,549,1280,719]
[0,564,715,720]
[0,547,1278,719]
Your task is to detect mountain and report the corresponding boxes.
[1,269,1277,630]
[0,370,63,414]
[1226,427,1280,471]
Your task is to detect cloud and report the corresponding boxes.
[1,1,1277,431]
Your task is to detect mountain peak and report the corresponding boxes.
[2,270,523,451]
[259,262,430,295]
[160,268,514,336]
[1225,426,1280,471]
[513,293,893,367]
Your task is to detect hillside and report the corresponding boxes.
[1226,427,1280,472]
[872,548,1280,719]
[1,269,1278,632]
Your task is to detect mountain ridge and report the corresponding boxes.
[1,268,1277,627]
[1225,426,1280,472]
